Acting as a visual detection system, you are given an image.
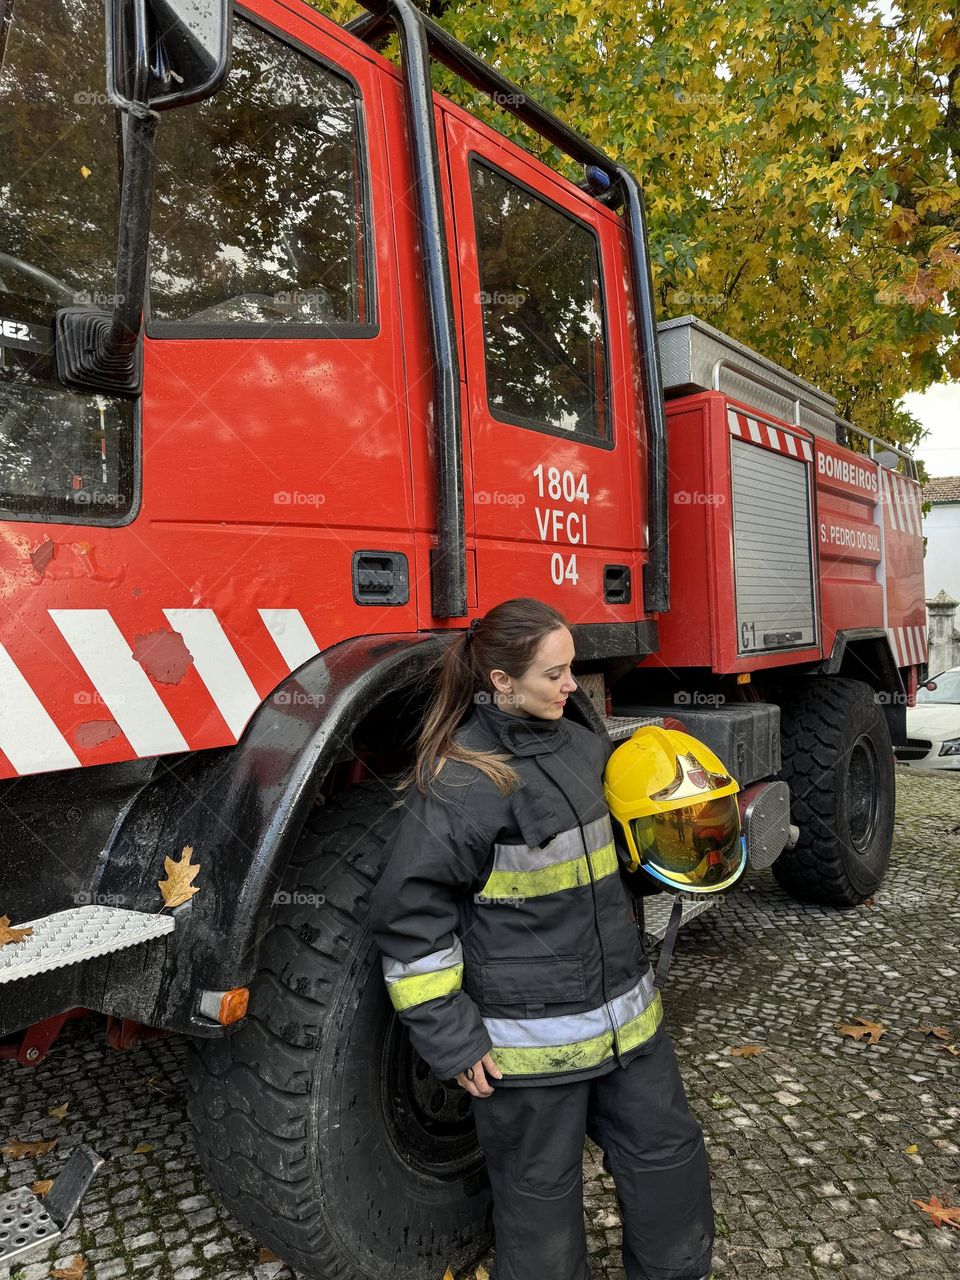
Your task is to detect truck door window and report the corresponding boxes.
[469,158,609,443]
[148,16,372,332]
[0,0,134,523]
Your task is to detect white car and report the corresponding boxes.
[895,667,960,770]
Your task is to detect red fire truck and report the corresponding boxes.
[0,0,926,1275]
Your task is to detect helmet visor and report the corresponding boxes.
[630,795,743,891]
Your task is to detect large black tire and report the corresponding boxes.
[184,780,493,1279]
[773,677,895,907]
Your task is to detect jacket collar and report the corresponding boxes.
[470,696,570,758]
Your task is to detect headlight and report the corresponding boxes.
[938,738,960,757]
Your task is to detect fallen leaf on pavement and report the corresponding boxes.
[943,1044,960,1058]
[476,1268,490,1280]
[912,1195,960,1230]
[905,1144,919,1155]
[51,1256,87,1279]
[837,1017,886,1044]
[728,1044,766,1057]
[48,1103,69,1119]
[912,1025,951,1040]
[259,1247,281,1262]
[443,1269,455,1280]
[32,1179,54,1196]
[1,1138,57,1159]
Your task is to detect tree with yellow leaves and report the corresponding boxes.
[315,0,958,451]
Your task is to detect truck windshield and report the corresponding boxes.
[0,0,134,521]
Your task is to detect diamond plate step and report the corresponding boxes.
[0,906,175,985]
[642,894,718,944]
[0,1144,103,1267]
[602,712,663,742]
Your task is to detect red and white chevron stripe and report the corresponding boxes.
[0,608,320,778]
[726,406,813,462]
[886,624,928,668]
[878,466,923,535]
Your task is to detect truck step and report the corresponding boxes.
[0,906,175,985]
[602,712,663,742]
[0,1144,103,1267]
[642,894,718,944]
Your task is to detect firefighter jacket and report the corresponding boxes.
[368,697,665,1086]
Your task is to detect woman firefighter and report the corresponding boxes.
[369,597,742,1280]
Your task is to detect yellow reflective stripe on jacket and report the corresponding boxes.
[386,963,464,1012]
[488,990,663,1075]
[479,840,618,900]
[382,940,464,1012]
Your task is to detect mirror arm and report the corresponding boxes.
[55,105,158,398]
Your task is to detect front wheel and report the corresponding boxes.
[773,677,895,906]
[184,780,493,1279]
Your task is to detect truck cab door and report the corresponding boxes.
[441,110,646,623]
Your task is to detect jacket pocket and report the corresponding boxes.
[479,954,585,1005]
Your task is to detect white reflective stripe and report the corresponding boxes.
[900,478,917,534]
[382,938,463,984]
[747,418,763,444]
[0,644,80,774]
[163,609,260,738]
[905,626,918,666]
[890,474,907,532]
[49,610,189,756]
[916,626,928,661]
[885,473,901,527]
[766,425,781,451]
[608,968,658,1027]
[886,627,901,665]
[493,814,612,873]
[482,973,657,1049]
[784,434,798,457]
[800,440,813,462]
[258,609,320,671]
[726,408,742,436]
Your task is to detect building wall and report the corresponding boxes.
[922,503,960,601]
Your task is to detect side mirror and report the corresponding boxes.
[107,0,231,112]
[55,1,232,397]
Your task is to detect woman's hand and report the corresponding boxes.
[455,1052,503,1096]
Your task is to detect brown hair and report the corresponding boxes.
[396,597,569,800]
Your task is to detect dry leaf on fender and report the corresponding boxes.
[158,845,201,908]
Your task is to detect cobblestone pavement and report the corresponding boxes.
[2,767,958,1280]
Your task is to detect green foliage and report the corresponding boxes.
[314,1,959,448]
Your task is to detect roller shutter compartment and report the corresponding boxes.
[730,438,817,656]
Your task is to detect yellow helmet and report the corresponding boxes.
[604,725,747,894]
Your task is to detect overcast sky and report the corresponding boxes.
[900,383,960,477]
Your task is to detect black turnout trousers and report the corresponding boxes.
[470,1030,714,1280]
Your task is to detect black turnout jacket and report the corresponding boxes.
[368,697,664,1086]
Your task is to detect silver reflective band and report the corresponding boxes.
[481,969,657,1049]
[382,938,463,983]
[491,814,613,872]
